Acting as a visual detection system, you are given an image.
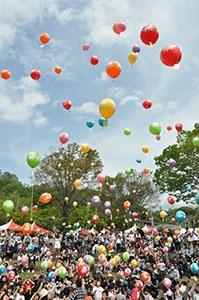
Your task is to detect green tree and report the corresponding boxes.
[153,123,199,203]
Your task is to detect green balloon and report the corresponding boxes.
[149,122,161,135]
[192,137,199,147]
[41,261,48,271]
[124,128,131,136]
[26,152,40,168]
[88,256,95,266]
[3,200,14,213]
[58,266,67,278]
[122,252,130,262]
[65,197,69,202]
[125,169,132,176]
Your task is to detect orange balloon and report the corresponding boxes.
[55,66,62,74]
[124,201,131,210]
[1,69,11,80]
[113,22,120,35]
[167,124,172,131]
[174,229,180,237]
[106,61,121,79]
[40,32,50,44]
[141,271,150,283]
[22,223,31,235]
[39,192,52,204]
[142,146,149,154]
[143,168,149,175]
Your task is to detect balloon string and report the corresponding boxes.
[31,171,34,222]
[149,42,154,48]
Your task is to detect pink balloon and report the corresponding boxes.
[21,206,29,215]
[118,22,126,33]
[59,132,69,144]
[124,267,131,277]
[46,251,52,258]
[152,203,156,209]
[166,290,172,297]
[163,278,171,289]
[21,255,29,266]
[163,246,169,253]
[171,217,175,223]
[98,254,107,264]
[110,185,115,190]
[83,43,90,51]
[97,173,106,183]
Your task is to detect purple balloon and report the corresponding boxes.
[104,208,111,216]
[92,195,101,207]
[104,201,111,209]
[7,266,13,272]
[84,255,89,263]
[132,45,141,53]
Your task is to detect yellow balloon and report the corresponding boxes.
[87,201,91,206]
[160,210,166,220]
[78,257,83,263]
[131,259,138,268]
[56,262,62,268]
[114,255,120,264]
[167,237,173,243]
[70,230,74,235]
[110,258,116,267]
[145,211,149,216]
[98,245,106,254]
[128,52,138,65]
[155,235,161,242]
[48,260,53,268]
[142,145,149,154]
[74,179,82,188]
[99,98,116,119]
[81,143,90,153]
[73,201,78,207]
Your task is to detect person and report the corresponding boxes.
[15,286,25,300]
[92,280,104,300]
[188,276,199,300]
[70,278,86,300]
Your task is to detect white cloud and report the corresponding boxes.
[73,102,98,115]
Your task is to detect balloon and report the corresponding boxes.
[107,243,114,251]
[40,32,50,44]
[21,255,29,266]
[136,280,143,291]
[92,195,101,207]
[124,267,131,277]
[86,119,95,129]
[83,43,90,51]
[22,223,31,235]
[132,45,141,53]
[106,61,122,79]
[0,265,6,275]
[167,237,173,243]
[167,195,176,205]
[191,263,199,275]
[87,256,95,266]
[131,259,138,268]
[168,158,176,167]
[104,201,111,209]
[62,99,72,110]
[160,210,167,220]
[26,152,40,168]
[81,143,90,153]
[114,255,121,264]
[167,125,172,131]
[48,271,55,280]
[54,66,62,74]
[175,210,186,223]
[97,173,106,183]
[98,117,108,128]
[124,128,131,136]
[74,179,82,188]
[149,122,161,135]
[128,52,138,65]
[98,245,106,254]
[30,69,41,80]
[195,193,199,204]
[174,230,180,237]
[124,201,131,210]
[98,254,107,264]
[171,217,175,223]
[58,266,67,278]
[3,200,14,213]
[192,137,199,147]
[163,278,172,289]
[21,206,29,215]
[77,262,89,277]
[92,214,99,223]
[142,99,152,109]
[143,168,149,175]
[160,44,182,67]
[104,209,111,216]
[27,244,35,253]
[7,271,16,283]
[175,123,183,132]
[99,98,116,119]
[39,193,52,204]
[59,132,69,144]
[73,201,78,207]
[41,261,49,271]
[140,24,159,46]
[123,252,130,262]
[141,271,150,283]
[90,56,99,65]
[33,205,38,211]
[113,22,126,35]
[1,69,11,80]
[142,145,149,154]
[163,246,169,253]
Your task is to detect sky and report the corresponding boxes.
[0,0,198,205]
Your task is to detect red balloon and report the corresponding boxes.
[107,243,114,250]
[33,205,38,211]
[167,195,175,205]
[77,262,89,277]
[160,45,182,67]
[140,24,159,46]
[62,100,72,110]
[83,43,90,51]
[92,214,99,223]
[175,123,183,132]
[90,56,99,65]
[30,69,41,80]
[136,280,143,291]
[59,132,69,144]
[132,212,137,218]
[7,271,16,282]
[142,99,152,109]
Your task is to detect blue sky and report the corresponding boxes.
[0,0,198,195]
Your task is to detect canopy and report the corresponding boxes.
[31,222,52,233]
[0,220,22,232]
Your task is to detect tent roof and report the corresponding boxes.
[31,222,51,233]
[0,220,22,232]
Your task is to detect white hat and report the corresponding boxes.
[39,288,49,299]
[179,286,186,294]
[71,284,76,289]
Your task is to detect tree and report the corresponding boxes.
[153,123,199,203]
[34,143,103,218]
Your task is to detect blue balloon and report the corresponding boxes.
[98,117,108,127]
[86,119,94,129]
[195,193,199,204]
[0,265,6,274]
[136,159,142,163]
[48,271,55,280]
[191,263,199,275]
[187,186,192,192]
[28,243,35,253]
[175,210,186,224]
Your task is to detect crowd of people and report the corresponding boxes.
[0,225,199,300]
